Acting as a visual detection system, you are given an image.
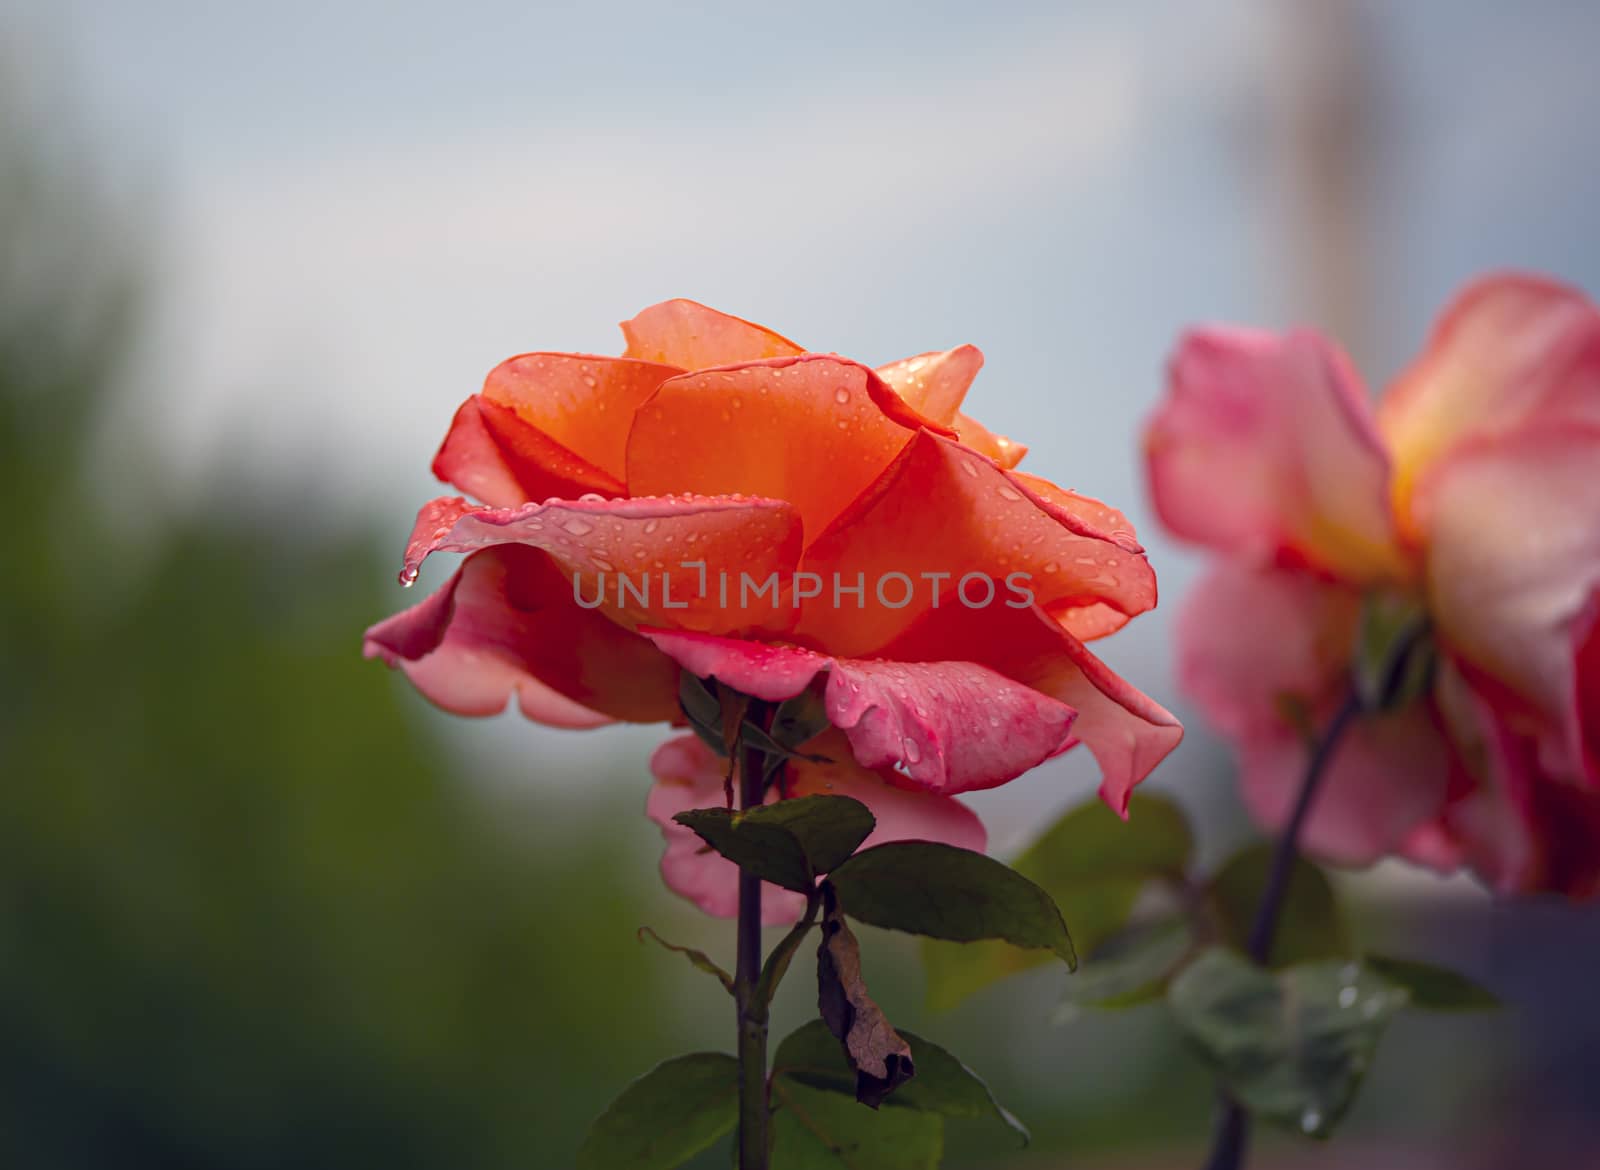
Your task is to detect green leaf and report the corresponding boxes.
[673,796,875,892]
[636,926,734,994]
[1055,916,1194,1020]
[1167,949,1408,1139]
[1209,843,1352,967]
[1364,954,1500,1012]
[921,794,1191,1009]
[828,843,1076,967]
[678,672,728,757]
[771,687,832,750]
[773,1020,1029,1145]
[576,1053,740,1170]
[771,1079,943,1169]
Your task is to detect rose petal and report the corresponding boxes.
[1013,471,1144,639]
[364,545,679,725]
[876,345,983,425]
[620,298,804,369]
[951,410,1026,468]
[432,396,622,507]
[626,354,945,543]
[1419,424,1600,782]
[1236,706,1455,866]
[646,732,985,922]
[481,352,681,483]
[1378,273,1600,524]
[1146,326,1407,582]
[646,735,809,924]
[399,493,803,637]
[794,430,1155,656]
[1177,564,1359,742]
[871,602,1184,814]
[639,629,1077,795]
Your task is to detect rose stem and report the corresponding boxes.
[734,702,774,1170]
[1200,692,1361,1170]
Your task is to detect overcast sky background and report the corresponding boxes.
[5,0,1599,852]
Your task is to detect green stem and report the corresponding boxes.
[734,710,773,1170]
[1200,692,1360,1170]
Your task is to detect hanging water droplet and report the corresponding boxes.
[398,566,419,587]
[1300,1109,1323,1135]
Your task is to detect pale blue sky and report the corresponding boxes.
[6,0,1598,843]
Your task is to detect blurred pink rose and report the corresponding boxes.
[1146,273,1600,898]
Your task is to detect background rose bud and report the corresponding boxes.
[366,300,1181,917]
[1146,273,1600,898]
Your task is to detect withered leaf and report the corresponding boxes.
[817,883,915,1108]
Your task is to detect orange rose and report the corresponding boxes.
[366,300,1181,917]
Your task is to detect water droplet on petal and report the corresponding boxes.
[398,567,419,587]
[902,738,922,764]
[997,486,1022,502]
[563,518,594,536]
[834,387,851,405]
[643,519,660,534]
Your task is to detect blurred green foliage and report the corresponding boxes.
[0,113,684,1170]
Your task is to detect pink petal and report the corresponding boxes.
[1146,327,1407,582]
[873,603,1184,814]
[646,732,985,923]
[364,545,679,725]
[1176,564,1359,742]
[1378,273,1600,524]
[1236,706,1455,866]
[646,736,810,924]
[399,492,803,638]
[620,299,805,369]
[794,430,1155,656]
[638,629,1077,795]
[1418,424,1600,783]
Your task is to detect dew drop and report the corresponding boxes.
[1042,561,1060,574]
[592,557,614,571]
[997,486,1022,502]
[902,738,922,764]
[1300,1109,1323,1135]
[563,518,594,536]
[1338,986,1358,1009]
[578,492,606,503]
[398,567,419,587]
[643,519,661,534]
[582,374,597,388]
[834,387,851,405]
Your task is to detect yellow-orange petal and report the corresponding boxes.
[432,396,622,507]
[482,352,681,484]
[793,431,1156,656]
[1378,273,1600,529]
[625,354,929,543]
[951,410,1026,468]
[619,298,804,369]
[876,345,983,426]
